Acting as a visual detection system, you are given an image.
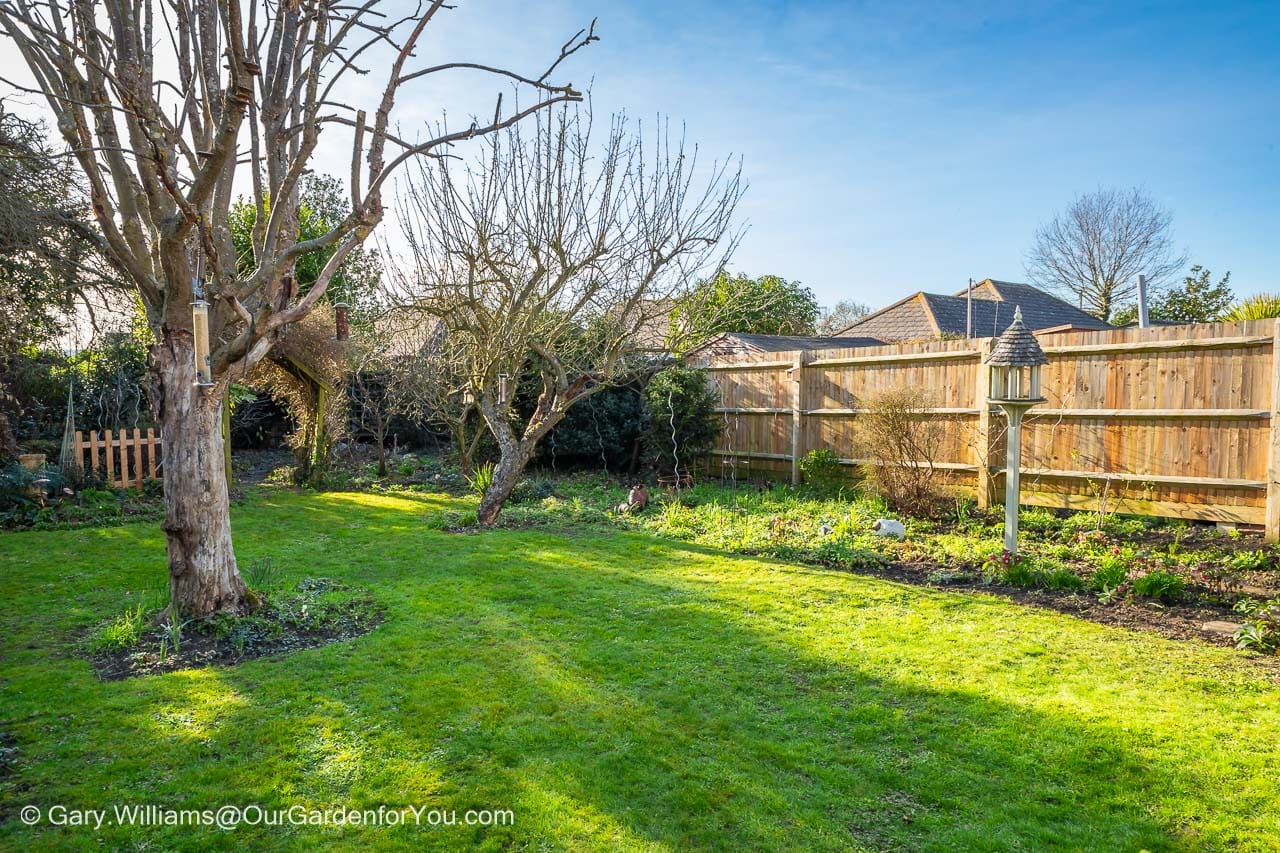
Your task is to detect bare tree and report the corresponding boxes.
[816,299,871,335]
[396,107,743,525]
[1026,187,1187,322]
[0,0,595,615]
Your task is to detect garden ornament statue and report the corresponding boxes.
[616,484,650,514]
[984,306,1048,555]
[871,519,905,539]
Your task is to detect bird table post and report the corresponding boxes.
[984,306,1048,556]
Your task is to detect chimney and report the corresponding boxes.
[1136,275,1149,328]
[334,302,350,341]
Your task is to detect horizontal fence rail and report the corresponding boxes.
[72,428,162,489]
[689,318,1280,541]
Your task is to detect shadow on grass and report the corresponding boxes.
[2,488,1273,850]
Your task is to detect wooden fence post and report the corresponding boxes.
[145,427,158,480]
[790,351,808,486]
[103,428,115,485]
[974,338,995,509]
[1266,322,1280,543]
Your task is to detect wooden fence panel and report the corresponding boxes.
[697,318,1280,539]
[72,429,163,489]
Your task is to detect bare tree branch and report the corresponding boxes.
[392,105,744,524]
[1025,187,1188,322]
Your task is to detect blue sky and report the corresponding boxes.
[3,0,1274,312]
[491,0,1279,307]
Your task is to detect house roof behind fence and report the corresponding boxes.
[684,331,887,358]
[834,279,1112,340]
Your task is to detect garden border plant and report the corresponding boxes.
[83,559,385,681]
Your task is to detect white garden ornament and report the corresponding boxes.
[872,519,906,539]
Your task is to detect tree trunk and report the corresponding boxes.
[307,383,330,487]
[153,331,247,617]
[476,446,533,526]
[454,422,474,476]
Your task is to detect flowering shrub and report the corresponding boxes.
[1192,560,1245,600]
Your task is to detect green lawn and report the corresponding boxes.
[1,489,1278,851]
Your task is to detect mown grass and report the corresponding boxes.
[1,488,1279,850]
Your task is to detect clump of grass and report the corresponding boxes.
[423,508,480,530]
[984,552,1085,591]
[243,556,280,593]
[1132,571,1186,602]
[90,602,148,653]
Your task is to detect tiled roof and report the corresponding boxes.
[836,279,1112,340]
[835,294,936,341]
[986,306,1049,366]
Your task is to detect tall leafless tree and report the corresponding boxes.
[0,0,595,615]
[395,107,743,524]
[1026,187,1187,322]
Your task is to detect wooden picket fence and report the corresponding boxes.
[72,428,162,489]
[690,318,1280,541]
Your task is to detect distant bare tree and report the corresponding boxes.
[1026,188,1187,322]
[816,299,872,335]
[402,331,489,477]
[396,107,743,524]
[0,0,595,614]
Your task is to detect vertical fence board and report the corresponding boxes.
[103,429,114,484]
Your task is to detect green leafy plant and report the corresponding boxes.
[643,365,720,476]
[467,461,495,498]
[1090,548,1132,592]
[798,449,844,492]
[1228,549,1274,572]
[1132,571,1186,602]
[243,556,279,593]
[510,478,557,504]
[983,551,1084,591]
[1223,293,1280,321]
[1233,596,1280,653]
[165,612,185,654]
[91,603,147,653]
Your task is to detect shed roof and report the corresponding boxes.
[683,331,886,358]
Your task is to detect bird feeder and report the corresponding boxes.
[984,306,1048,555]
[497,373,512,406]
[334,302,350,341]
[191,298,214,387]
